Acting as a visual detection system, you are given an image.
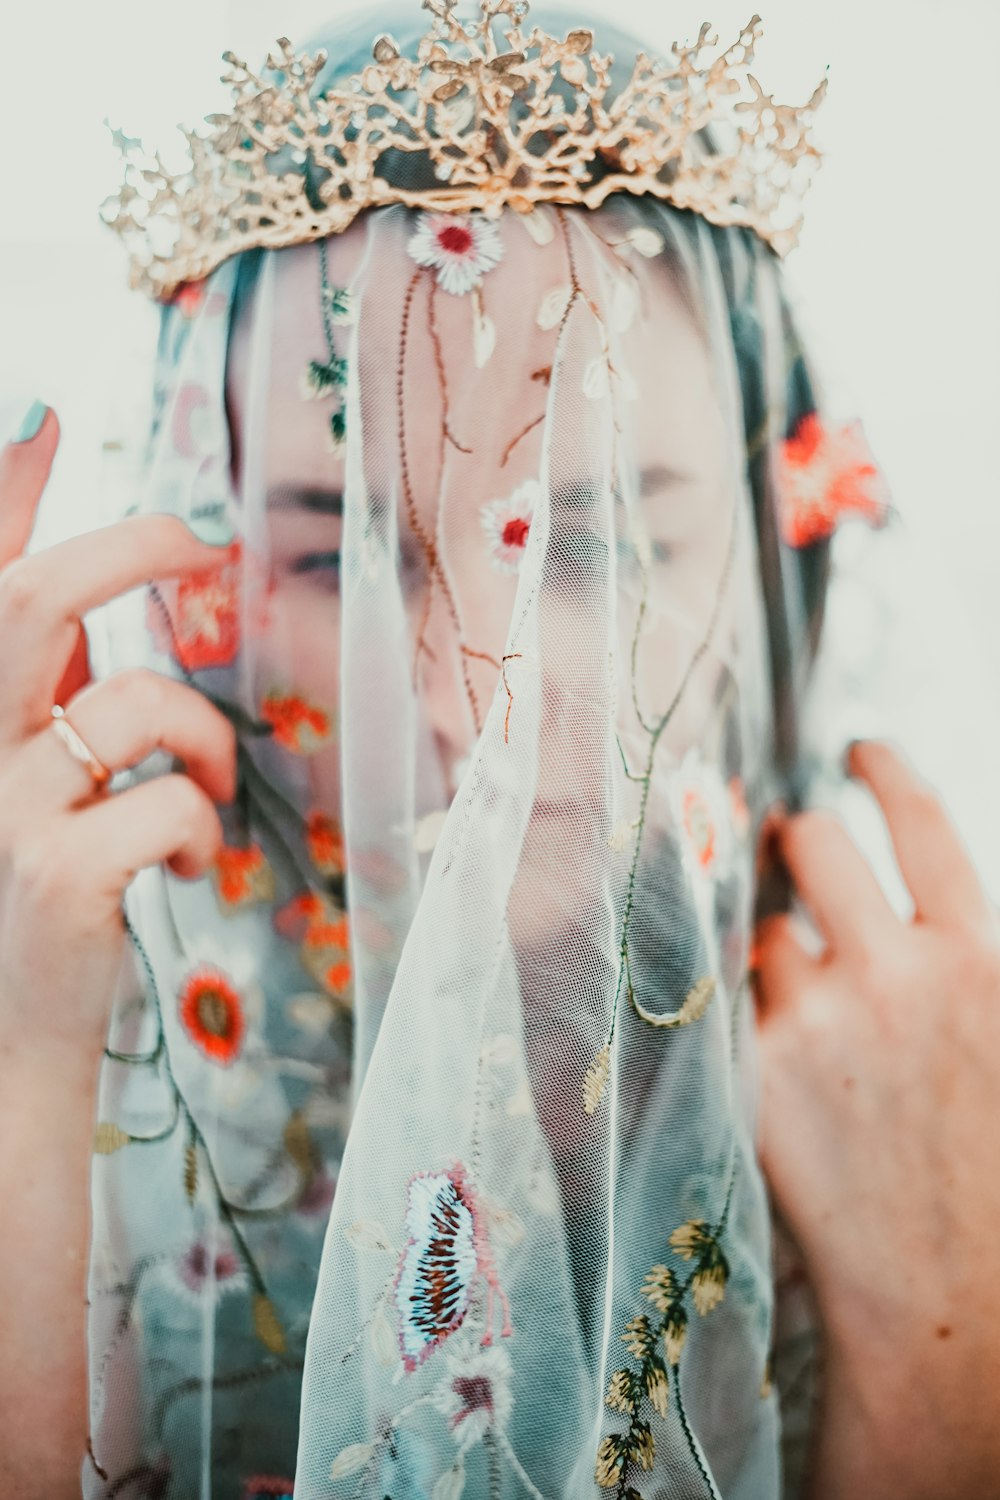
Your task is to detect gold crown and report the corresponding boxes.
[103,0,826,301]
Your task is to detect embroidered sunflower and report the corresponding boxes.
[408,212,504,295]
[178,964,247,1064]
[777,412,889,547]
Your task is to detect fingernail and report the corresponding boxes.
[11,400,49,445]
[843,739,863,774]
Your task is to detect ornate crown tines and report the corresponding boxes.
[103,0,827,301]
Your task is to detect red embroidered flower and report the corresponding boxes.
[178,965,246,1064]
[170,280,208,318]
[777,414,889,547]
[481,479,540,574]
[306,811,346,875]
[211,843,275,911]
[408,212,504,295]
[148,541,242,672]
[261,691,334,754]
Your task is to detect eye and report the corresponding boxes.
[283,549,342,591]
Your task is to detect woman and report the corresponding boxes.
[0,4,891,1497]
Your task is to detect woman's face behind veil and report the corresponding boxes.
[226,210,743,946]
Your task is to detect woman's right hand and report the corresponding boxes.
[0,407,237,1062]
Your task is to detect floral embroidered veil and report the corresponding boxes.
[83,7,889,1498]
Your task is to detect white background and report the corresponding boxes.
[1,0,998,871]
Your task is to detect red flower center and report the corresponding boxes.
[501,516,530,549]
[436,223,474,256]
[453,1374,494,1422]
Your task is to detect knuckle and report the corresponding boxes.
[0,557,41,623]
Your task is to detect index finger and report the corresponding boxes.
[848,739,993,932]
[0,514,230,738]
[0,406,60,566]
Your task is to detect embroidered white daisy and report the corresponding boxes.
[408,213,504,295]
[480,480,539,574]
[432,1344,514,1454]
[667,749,734,882]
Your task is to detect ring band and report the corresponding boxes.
[50,704,112,790]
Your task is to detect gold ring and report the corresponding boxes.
[50,704,112,791]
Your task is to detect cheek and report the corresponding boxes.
[255,582,341,715]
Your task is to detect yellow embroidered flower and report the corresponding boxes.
[640,1264,678,1314]
[663,1307,687,1366]
[621,1314,655,1360]
[604,1370,637,1415]
[644,1362,669,1419]
[692,1260,728,1316]
[629,1422,656,1471]
[594,1434,628,1489]
[668,1219,712,1261]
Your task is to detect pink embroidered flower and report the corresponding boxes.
[433,1345,514,1454]
[480,480,539,574]
[148,540,242,672]
[777,413,890,547]
[296,1166,337,1223]
[172,1229,246,1304]
[668,751,733,882]
[408,213,504,295]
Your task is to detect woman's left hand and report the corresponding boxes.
[754,740,1000,1500]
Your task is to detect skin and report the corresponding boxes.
[754,739,1000,1500]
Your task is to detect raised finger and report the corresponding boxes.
[848,739,993,931]
[0,514,229,738]
[778,809,899,959]
[0,407,59,565]
[752,913,820,1023]
[12,669,237,812]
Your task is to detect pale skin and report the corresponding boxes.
[0,411,237,1495]
[754,740,1000,1500]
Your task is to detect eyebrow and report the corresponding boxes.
[551,466,687,509]
[266,485,344,514]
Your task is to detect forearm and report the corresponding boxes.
[0,1040,99,1495]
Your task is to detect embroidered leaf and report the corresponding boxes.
[183,1140,198,1202]
[520,208,554,245]
[692,1253,729,1316]
[93,1122,132,1155]
[329,407,347,455]
[627,225,664,258]
[583,1042,611,1115]
[595,1433,629,1489]
[253,1293,286,1354]
[631,976,716,1029]
[663,1305,688,1365]
[605,1369,638,1414]
[629,1422,656,1471]
[369,1301,398,1367]
[480,1032,519,1067]
[621,1314,655,1360]
[433,1461,466,1500]
[582,356,610,400]
[323,285,353,324]
[302,358,348,398]
[668,1219,713,1261]
[329,1442,377,1480]
[611,276,637,332]
[645,1358,670,1418]
[283,1110,314,1176]
[472,291,496,367]
[486,1201,526,1247]
[537,284,572,330]
[641,1263,678,1313]
[344,1219,395,1252]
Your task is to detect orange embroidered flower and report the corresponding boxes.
[668,751,733,883]
[148,541,242,672]
[170,280,208,318]
[179,965,246,1064]
[728,777,751,840]
[275,891,352,1002]
[261,692,334,754]
[306,811,346,875]
[777,414,889,547]
[211,843,275,911]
